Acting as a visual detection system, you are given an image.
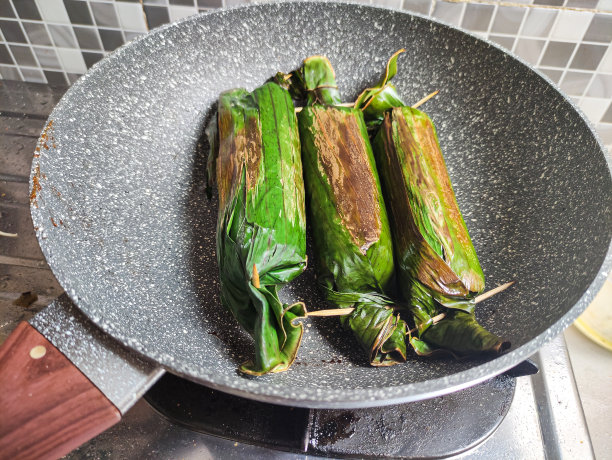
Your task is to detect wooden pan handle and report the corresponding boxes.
[0,322,121,460]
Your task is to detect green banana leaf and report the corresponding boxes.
[420,310,510,356]
[347,304,407,366]
[207,83,308,375]
[354,48,405,131]
[362,52,508,357]
[286,56,406,366]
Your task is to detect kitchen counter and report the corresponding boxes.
[1,80,611,458]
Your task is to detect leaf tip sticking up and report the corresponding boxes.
[354,49,407,130]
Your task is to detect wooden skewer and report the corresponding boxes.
[295,102,353,113]
[252,264,260,289]
[294,90,439,113]
[406,312,447,335]
[411,90,439,109]
[306,281,515,317]
[306,308,352,317]
[474,281,515,303]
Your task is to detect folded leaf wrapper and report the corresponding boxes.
[361,53,509,356]
[208,83,307,375]
[288,56,407,366]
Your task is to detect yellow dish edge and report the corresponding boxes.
[574,318,612,352]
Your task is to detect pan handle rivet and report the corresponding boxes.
[30,345,46,359]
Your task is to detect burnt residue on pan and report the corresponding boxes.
[30,121,55,208]
[29,164,41,208]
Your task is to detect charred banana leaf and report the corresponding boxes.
[207,83,307,375]
[359,53,509,356]
[286,56,406,366]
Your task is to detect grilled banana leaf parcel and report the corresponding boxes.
[284,56,407,366]
[207,83,308,375]
[359,53,509,356]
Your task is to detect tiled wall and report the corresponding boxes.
[0,0,611,146]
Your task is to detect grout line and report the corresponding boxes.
[485,2,497,37]
[0,19,146,34]
[555,41,582,91]
[3,1,25,81]
[582,38,612,99]
[86,0,106,51]
[580,28,612,100]
[533,3,563,69]
[510,1,529,54]
[3,17,611,46]
[8,32,609,46]
[440,0,612,14]
[39,19,69,85]
[6,45,110,55]
[580,68,599,100]
[10,0,47,84]
[457,0,468,28]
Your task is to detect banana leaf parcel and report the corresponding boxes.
[207,82,308,375]
[282,56,407,366]
[357,52,509,357]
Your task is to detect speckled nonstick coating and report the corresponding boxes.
[30,2,612,408]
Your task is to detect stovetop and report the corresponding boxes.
[142,371,516,458]
[60,335,592,459]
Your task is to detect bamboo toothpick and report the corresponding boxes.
[307,308,353,317]
[252,264,260,289]
[306,281,515,318]
[295,102,353,113]
[411,90,439,109]
[294,90,439,114]
[406,312,447,336]
[474,281,515,304]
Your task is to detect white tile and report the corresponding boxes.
[432,1,465,26]
[560,71,592,96]
[21,67,47,84]
[56,48,87,74]
[125,31,146,43]
[514,38,546,66]
[521,9,557,38]
[34,0,70,25]
[596,123,612,148]
[168,6,198,22]
[377,0,403,8]
[599,46,612,73]
[579,97,610,124]
[550,10,594,42]
[0,65,20,80]
[403,0,431,15]
[115,2,148,32]
[597,0,612,11]
[586,73,612,98]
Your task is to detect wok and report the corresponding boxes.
[1,2,611,458]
